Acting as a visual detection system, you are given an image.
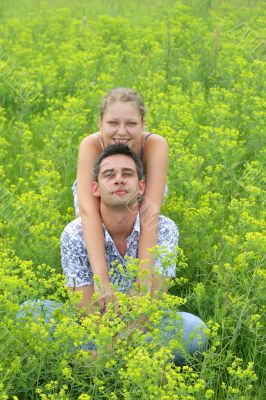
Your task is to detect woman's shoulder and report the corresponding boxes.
[143,132,168,152]
[79,132,104,152]
[80,132,100,146]
[141,132,168,169]
[78,132,103,164]
[144,132,168,145]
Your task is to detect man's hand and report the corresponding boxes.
[93,285,119,314]
[135,260,153,294]
[71,284,118,316]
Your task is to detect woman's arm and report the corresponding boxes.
[137,134,168,292]
[77,135,114,307]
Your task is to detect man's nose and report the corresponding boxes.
[114,173,125,184]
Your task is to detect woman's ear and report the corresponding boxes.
[92,181,100,197]
[98,117,102,130]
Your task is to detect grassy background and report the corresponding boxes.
[0,0,265,398]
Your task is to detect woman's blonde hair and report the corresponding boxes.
[99,88,146,120]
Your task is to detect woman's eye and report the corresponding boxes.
[108,121,117,126]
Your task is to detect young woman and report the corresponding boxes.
[73,88,168,310]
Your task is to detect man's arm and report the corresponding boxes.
[72,286,95,314]
[60,219,98,314]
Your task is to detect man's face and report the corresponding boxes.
[92,154,144,207]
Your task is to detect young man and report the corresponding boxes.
[61,144,179,312]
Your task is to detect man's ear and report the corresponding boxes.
[138,180,145,195]
[92,181,100,197]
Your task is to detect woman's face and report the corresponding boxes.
[99,101,144,149]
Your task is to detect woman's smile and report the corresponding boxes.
[113,138,130,145]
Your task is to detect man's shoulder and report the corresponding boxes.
[158,215,178,230]
[157,215,179,244]
[61,216,82,237]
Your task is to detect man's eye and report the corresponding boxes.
[128,122,137,126]
[123,172,132,176]
[108,121,117,125]
[104,172,114,178]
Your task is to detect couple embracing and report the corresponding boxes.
[61,88,207,364]
[20,88,207,365]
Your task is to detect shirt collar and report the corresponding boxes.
[103,212,140,243]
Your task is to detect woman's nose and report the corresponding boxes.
[117,124,126,135]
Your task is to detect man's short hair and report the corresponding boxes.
[93,144,144,182]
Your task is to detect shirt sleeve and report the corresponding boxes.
[153,216,179,277]
[60,218,94,287]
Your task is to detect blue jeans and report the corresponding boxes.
[17,300,207,365]
[158,311,207,365]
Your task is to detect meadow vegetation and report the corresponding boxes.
[0,0,265,398]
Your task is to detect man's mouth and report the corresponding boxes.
[113,189,128,196]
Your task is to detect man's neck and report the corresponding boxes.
[100,203,139,254]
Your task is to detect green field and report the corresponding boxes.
[0,0,265,399]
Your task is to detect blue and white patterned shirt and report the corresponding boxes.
[61,213,179,293]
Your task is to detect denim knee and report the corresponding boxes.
[17,299,96,350]
[159,311,207,365]
[17,299,63,325]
